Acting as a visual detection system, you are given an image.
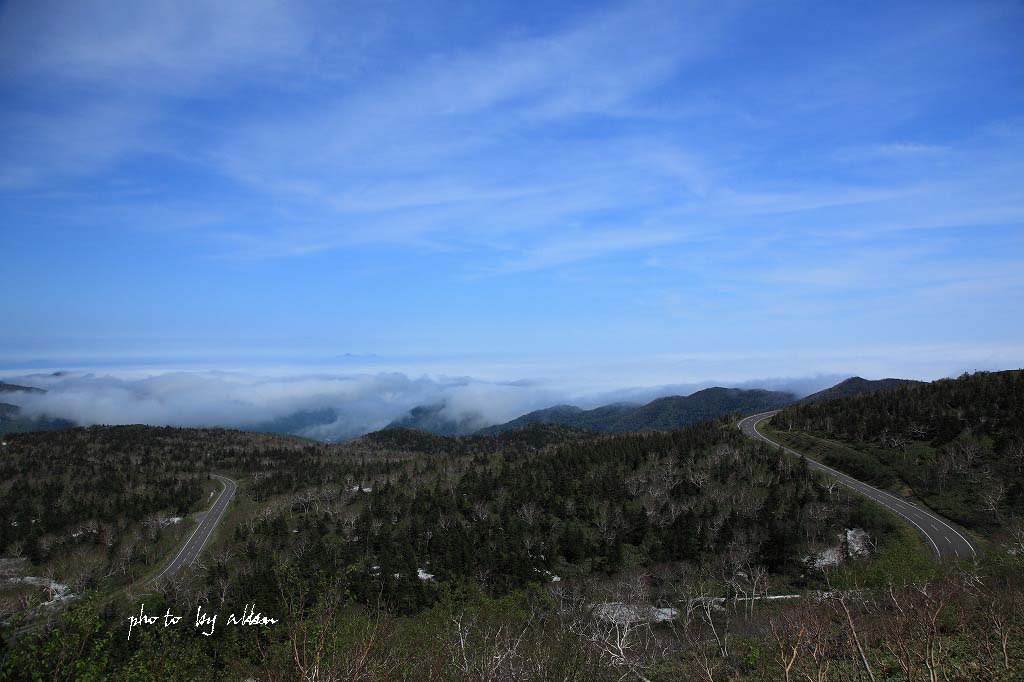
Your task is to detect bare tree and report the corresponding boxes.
[447,607,533,681]
[770,615,805,682]
[980,477,1006,521]
[682,569,731,659]
[563,575,664,682]
[516,502,539,526]
[624,472,645,497]
[827,588,876,682]
[1008,441,1024,472]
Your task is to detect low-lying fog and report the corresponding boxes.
[1,369,847,441]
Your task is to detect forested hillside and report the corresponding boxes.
[0,383,44,395]
[798,376,921,404]
[1,420,865,609]
[773,370,1024,531]
[480,387,794,435]
[0,382,73,436]
[0,427,323,598]
[387,402,490,435]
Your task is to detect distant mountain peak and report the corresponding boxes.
[477,387,795,435]
[799,376,921,404]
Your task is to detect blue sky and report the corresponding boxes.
[2,0,1023,390]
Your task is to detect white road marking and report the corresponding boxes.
[149,474,236,584]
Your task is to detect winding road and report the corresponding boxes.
[149,474,237,584]
[738,411,977,561]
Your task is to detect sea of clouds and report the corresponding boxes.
[0,369,845,441]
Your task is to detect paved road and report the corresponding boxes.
[149,474,237,584]
[738,411,977,561]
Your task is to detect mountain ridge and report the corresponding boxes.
[0,381,45,394]
[477,386,795,435]
[798,376,922,404]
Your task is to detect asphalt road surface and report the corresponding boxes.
[738,411,977,561]
[149,474,237,584]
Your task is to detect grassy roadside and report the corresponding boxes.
[744,416,940,578]
[830,523,936,588]
[760,426,904,491]
[203,475,257,559]
[131,473,236,589]
[758,418,987,550]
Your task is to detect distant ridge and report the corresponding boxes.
[477,402,635,435]
[356,422,589,453]
[478,387,795,435]
[0,382,75,435]
[798,376,922,404]
[387,403,488,436]
[0,381,45,394]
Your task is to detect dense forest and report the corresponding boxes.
[231,418,877,615]
[1,420,868,613]
[772,370,1024,532]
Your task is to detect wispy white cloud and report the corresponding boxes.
[4,0,1020,273]
[0,0,309,89]
[491,227,691,274]
[0,100,155,189]
[196,2,734,259]
[833,142,951,163]
[0,0,313,189]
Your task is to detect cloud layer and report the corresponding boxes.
[2,370,568,441]
[1,368,851,441]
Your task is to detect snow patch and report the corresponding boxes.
[846,528,872,558]
[535,567,561,582]
[809,546,843,570]
[805,528,872,570]
[592,602,678,625]
[7,577,75,607]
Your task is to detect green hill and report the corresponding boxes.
[773,369,1024,531]
[798,376,921,404]
[387,402,489,436]
[0,382,76,435]
[478,387,794,435]
[0,381,45,394]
